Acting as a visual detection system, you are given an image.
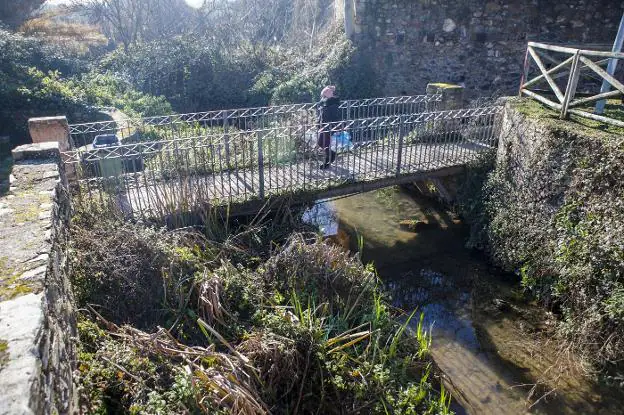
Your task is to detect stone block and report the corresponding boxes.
[12,142,60,162]
[426,83,466,110]
[28,117,70,152]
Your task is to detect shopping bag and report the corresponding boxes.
[330,131,353,153]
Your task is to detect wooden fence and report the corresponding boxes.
[519,41,624,127]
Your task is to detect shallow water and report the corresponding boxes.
[303,187,622,415]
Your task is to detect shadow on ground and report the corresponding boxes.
[0,156,13,197]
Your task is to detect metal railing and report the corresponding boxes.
[62,104,502,219]
[520,42,624,127]
[67,94,442,149]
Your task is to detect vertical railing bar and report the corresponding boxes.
[443,113,455,166]
[217,141,225,201]
[420,117,430,171]
[519,46,531,96]
[223,110,230,167]
[396,115,404,176]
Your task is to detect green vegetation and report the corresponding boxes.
[458,98,624,380]
[0,339,8,369]
[0,28,171,147]
[514,98,624,136]
[70,205,452,414]
[0,256,33,301]
[2,1,373,151]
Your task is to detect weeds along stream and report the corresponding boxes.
[70,201,452,414]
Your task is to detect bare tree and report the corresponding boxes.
[73,0,211,50]
[74,0,335,54]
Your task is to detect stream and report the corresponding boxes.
[302,187,622,415]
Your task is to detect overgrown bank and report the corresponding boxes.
[70,206,451,414]
[458,98,624,380]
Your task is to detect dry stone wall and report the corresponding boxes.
[0,143,76,415]
[349,0,623,97]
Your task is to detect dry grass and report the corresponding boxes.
[20,15,107,46]
[72,203,450,414]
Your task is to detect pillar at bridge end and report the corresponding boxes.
[28,116,71,152]
[426,83,465,110]
[28,116,74,182]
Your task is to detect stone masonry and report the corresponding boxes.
[345,0,624,97]
[0,137,76,412]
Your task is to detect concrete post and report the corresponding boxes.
[28,116,75,183]
[426,83,466,111]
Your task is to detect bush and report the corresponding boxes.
[96,24,376,115]
[70,72,172,117]
[0,29,173,146]
[69,205,202,330]
[72,207,452,414]
[100,36,264,112]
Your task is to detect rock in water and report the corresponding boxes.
[398,219,431,232]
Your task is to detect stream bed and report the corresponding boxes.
[303,186,622,415]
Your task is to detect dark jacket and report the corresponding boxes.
[318,96,341,125]
[317,96,341,149]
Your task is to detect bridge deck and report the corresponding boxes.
[107,140,492,217]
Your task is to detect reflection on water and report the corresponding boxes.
[302,187,622,415]
[301,200,338,236]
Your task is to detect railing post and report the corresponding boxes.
[257,133,265,199]
[519,46,530,96]
[223,110,230,166]
[561,51,581,120]
[396,115,405,176]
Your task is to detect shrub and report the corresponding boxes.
[100,36,263,112]
[0,29,172,146]
[69,205,202,330]
[72,208,452,414]
[70,72,173,117]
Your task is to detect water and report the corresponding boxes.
[303,187,622,415]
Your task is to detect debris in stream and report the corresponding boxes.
[398,219,433,232]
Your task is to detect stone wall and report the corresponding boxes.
[349,0,623,97]
[0,142,76,414]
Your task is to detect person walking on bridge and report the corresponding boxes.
[317,85,341,168]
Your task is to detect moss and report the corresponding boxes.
[512,97,624,136]
[0,339,8,369]
[428,82,462,89]
[0,256,11,278]
[13,204,40,223]
[0,277,34,301]
[465,100,624,374]
[0,256,34,300]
